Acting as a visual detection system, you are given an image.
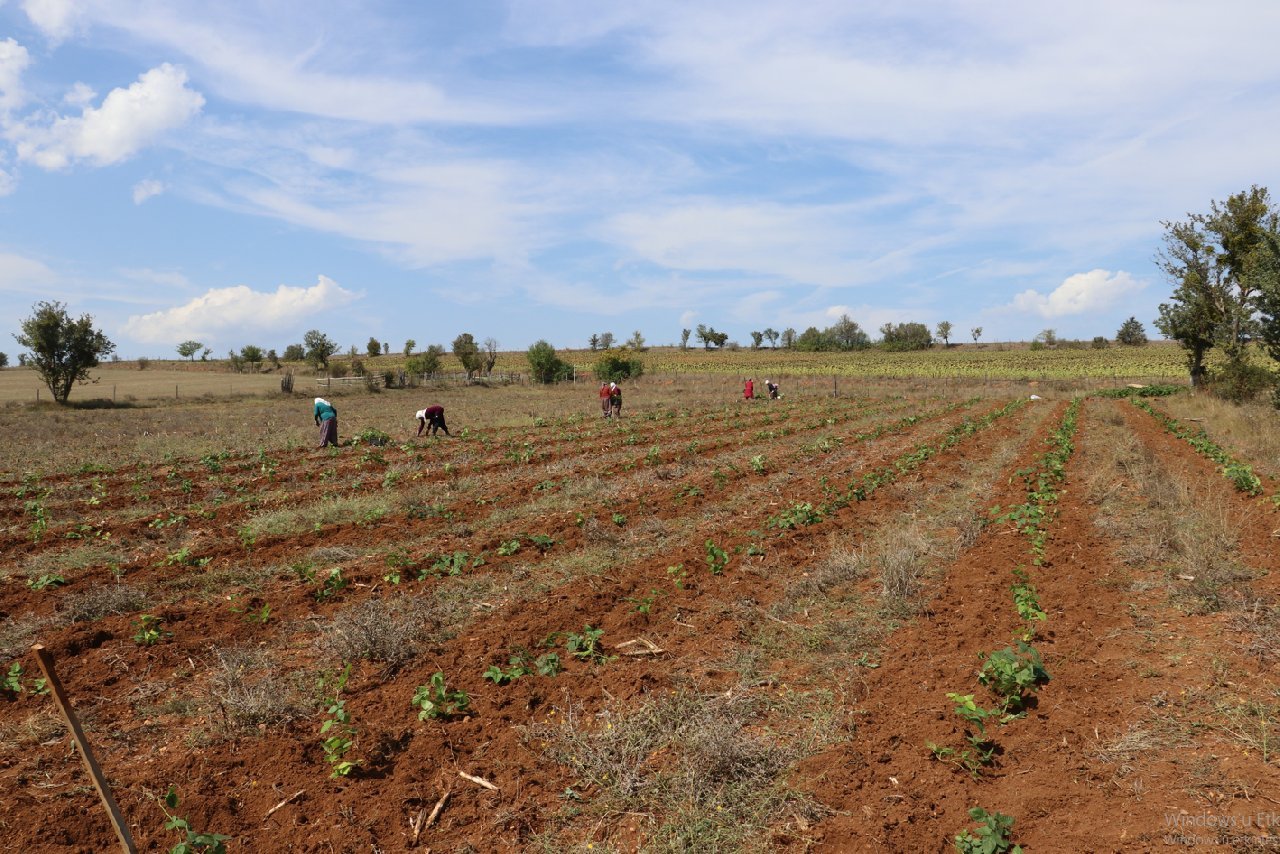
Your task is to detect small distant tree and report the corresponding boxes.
[176,340,202,361]
[406,344,444,376]
[749,331,764,349]
[827,314,871,350]
[482,337,500,375]
[0,352,8,368]
[588,333,600,351]
[267,348,280,368]
[14,301,115,403]
[626,330,647,351]
[283,343,305,362]
[303,329,338,369]
[18,353,28,366]
[794,327,828,351]
[971,327,983,344]
[694,324,728,349]
[382,341,389,356]
[762,327,779,348]
[403,339,417,357]
[1092,336,1109,349]
[452,333,483,378]
[227,349,244,372]
[240,345,264,372]
[781,328,797,348]
[936,321,953,347]
[1034,328,1058,347]
[527,340,572,383]
[366,337,381,358]
[880,322,933,351]
[679,329,691,349]
[599,332,615,350]
[1115,316,1148,346]
[595,351,644,383]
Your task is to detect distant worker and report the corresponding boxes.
[416,405,452,437]
[314,397,339,447]
[744,378,754,400]
[766,379,779,399]
[599,382,612,418]
[609,382,623,418]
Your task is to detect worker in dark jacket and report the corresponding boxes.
[314,398,338,447]
[416,405,452,437]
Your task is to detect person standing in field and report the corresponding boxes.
[744,378,754,400]
[609,382,622,418]
[599,382,612,418]
[314,397,338,447]
[416,405,452,437]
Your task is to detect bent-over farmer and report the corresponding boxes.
[416,405,452,437]
[314,397,338,447]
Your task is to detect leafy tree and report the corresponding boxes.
[598,331,615,350]
[14,301,115,403]
[266,348,279,368]
[679,329,691,349]
[0,352,7,368]
[176,340,202,361]
[936,321,953,346]
[403,339,416,357]
[227,349,244,372]
[694,324,728,349]
[1091,336,1109,349]
[971,326,983,343]
[1115,317,1148,346]
[239,344,264,371]
[526,340,571,383]
[794,327,828,351]
[366,337,381,358]
[382,341,389,356]
[781,328,796,348]
[1034,329,1058,347]
[762,327,779,348]
[201,348,211,361]
[406,344,444,376]
[594,352,643,383]
[283,343,305,361]
[303,329,338,369]
[627,330,647,351]
[1156,186,1279,387]
[749,331,764,349]
[828,314,871,350]
[588,333,600,351]
[452,333,482,378]
[879,322,933,351]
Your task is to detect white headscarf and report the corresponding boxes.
[415,409,426,420]
[315,397,330,406]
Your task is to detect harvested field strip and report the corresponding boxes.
[1129,398,1277,500]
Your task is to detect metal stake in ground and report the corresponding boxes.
[31,644,137,854]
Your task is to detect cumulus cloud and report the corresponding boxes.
[63,81,96,107]
[0,38,30,112]
[10,63,203,169]
[121,275,360,344]
[132,178,164,204]
[22,0,81,42]
[1009,269,1143,318]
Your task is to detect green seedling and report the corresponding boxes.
[564,625,611,664]
[767,502,823,530]
[3,662,23,694]
[133,615,170,646]
[319,664,358,778]
[159,786,231,854]
[954,806,1023,854]
[666,563,687,589]
[978,642,1050,713]
[625,589,663,615]
[497,539,521,556]
[704,540,729,575]
[611,512,627,527]
[526,533,556,552]
[161,547,211,568]
[26,573,66,591]
[413,672,470,720]
[315,568,347,602]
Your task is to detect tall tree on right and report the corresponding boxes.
[1155,186,1280,387]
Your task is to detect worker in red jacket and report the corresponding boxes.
[599,382,612,418]
[743,378,754,400]
[416,405,452,437]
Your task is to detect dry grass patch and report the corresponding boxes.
[59,582,149,622]
[207,647,309,732]
[318,594,448,670]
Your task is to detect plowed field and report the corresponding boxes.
[2,383,1279,852]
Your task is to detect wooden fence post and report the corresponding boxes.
[31,645,136,853]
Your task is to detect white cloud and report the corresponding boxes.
[21,0,81,42]
[131,178,164,204]
[0,165,14,196]
[63,81,96,107]
[1009,269,1144,318]
[121,275,361,344]
[0,251,58,291]
[0,38,30,112]
[679,309,697,327]
[10,63,203,169]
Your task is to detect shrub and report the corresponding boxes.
[595,352,644,383]
[1208,359,1274,403]
[319,596,441,668]
[207,647,306,730]
[61,584,148,622]
[527,340,572,383]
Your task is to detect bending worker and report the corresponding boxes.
[416,405,452,437]
[314,397,338,447]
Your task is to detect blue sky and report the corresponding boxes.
[2,1,1278,358]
